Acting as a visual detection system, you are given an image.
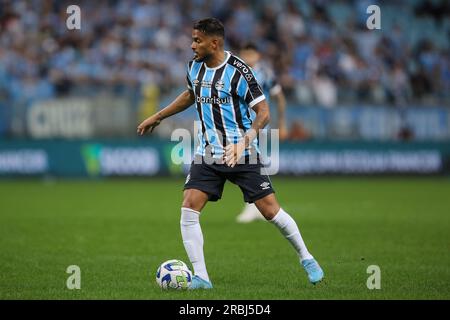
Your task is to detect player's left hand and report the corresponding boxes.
[224,141,245,167]
[279,125,289,141]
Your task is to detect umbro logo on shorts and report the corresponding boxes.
[260,182,270,190]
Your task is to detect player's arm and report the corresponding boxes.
[243,100,270,148]
[224,100,270,167]
[272,89,288,141]
[137,90,195,135]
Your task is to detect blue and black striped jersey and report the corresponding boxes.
[186,51,266,158]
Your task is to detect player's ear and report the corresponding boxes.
[211,37,218,50]
[212,36,223,50]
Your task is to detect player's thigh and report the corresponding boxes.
[184,159,226,203]
[254,193,280,220]
[182,188,209,212]
[228,163,276,207]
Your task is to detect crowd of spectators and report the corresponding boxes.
[0,0,449,111]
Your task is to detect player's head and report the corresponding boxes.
[239,42,261,68]
[191,18,225,62]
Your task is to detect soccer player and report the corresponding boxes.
[137,18,323,289]
[236,42,288,223]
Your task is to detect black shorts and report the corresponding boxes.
[183,155,275,203]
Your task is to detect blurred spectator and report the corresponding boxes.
[288,121,311,141]
[398,125,414,141]
[0,0,448,112]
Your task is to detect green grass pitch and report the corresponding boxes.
[0,177,449,299]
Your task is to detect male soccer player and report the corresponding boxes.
[137,18,323,289]
[236,42,288,223]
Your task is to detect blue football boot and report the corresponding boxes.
[189,275,213,289]
[301,258,324,284]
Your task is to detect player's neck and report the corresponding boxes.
[205,50,226,69]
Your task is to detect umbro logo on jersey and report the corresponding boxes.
[260,182,270,190]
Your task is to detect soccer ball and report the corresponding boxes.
[156,259,192,290]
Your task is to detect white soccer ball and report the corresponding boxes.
[156,259,192,290]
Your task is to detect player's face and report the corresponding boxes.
[239,49,260,68]
[191,29,214,62]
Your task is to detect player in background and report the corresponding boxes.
[137,18,323,289]
[236,43,288,223]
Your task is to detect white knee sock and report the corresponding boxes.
[180,207,210,282]
[270,208,314,262]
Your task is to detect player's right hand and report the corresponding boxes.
[137,115,161,135]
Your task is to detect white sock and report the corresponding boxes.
[246,203,257,210]
[180,207,210,282]
[270,208,314,262]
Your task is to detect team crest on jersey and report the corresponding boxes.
[193,79,199,87]
[215,80,225,90]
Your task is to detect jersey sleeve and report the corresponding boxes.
[236,69,266,109]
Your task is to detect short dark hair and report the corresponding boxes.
[241,42,259,52]
[193,18,225,38]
